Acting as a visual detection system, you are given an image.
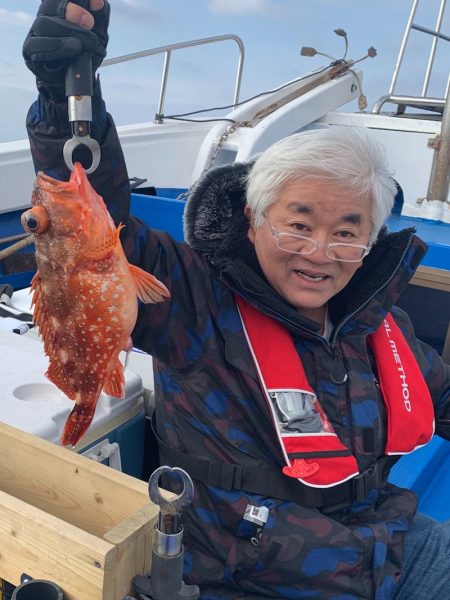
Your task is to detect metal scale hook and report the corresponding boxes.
[63,50,101,175]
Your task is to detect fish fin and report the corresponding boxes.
[128,263,170,304]
[86,224,122,259]
[30,272,42,319]
[115,223,126,241]
[46,361,77,401]
[31,272,54,349]
[60,403,95,447]
[30,273,76,399]
[103,359,126,399]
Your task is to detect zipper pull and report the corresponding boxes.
[330,347,348,384]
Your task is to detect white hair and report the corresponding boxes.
[245,126,397,245]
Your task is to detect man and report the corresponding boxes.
[23,2,450,598]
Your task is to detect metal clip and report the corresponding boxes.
[63,134,101,175]
[148,466,194,538]
[148,465,194,511]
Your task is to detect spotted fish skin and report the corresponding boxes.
[22,162,169,447]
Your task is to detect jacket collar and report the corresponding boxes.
[184,162,428,336]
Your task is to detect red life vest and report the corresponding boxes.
[236,296,435,488]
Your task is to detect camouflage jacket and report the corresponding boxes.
[27,92,450,600]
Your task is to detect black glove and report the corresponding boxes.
[23,0,110,100]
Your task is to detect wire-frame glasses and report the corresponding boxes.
[269,223,371,263]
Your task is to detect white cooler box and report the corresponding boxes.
[0,327,149,478]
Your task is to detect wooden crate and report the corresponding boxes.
[0,421,159,599]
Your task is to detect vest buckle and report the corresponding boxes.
[352,464,378,502]
[283,459,320,479]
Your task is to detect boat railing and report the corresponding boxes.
[372,0,450,206]
[372,0,450,115]
[101,34,245,123]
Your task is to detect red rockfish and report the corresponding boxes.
[21,163,169,447]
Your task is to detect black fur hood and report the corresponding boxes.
[184,161,252,261]
[183,161,427,332]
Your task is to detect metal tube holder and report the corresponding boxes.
[130,466,199,600]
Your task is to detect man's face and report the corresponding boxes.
[246,178,373,326]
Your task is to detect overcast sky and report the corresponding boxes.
[1,0,449,143]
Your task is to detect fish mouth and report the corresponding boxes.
[35,171,78,197]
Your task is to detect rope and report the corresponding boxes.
[0,235,34,261]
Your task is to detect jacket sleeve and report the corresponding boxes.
[391,306,450,439]
[25,78,131,228]
[124,226,217,363]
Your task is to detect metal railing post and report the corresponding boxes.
[421,0,447,96]
[372,0,450,116]
[101,35,245,123]
[387,0,420,96]
[232,39,245,106]
[155,50,172,123]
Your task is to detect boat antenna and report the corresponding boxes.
[300,46,337,62]
[334,28,349,59]
[300,27,348,62]
[300,28,377,111]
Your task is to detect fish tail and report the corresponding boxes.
[60,403,95,447]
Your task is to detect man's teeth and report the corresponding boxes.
[296,270,327,281]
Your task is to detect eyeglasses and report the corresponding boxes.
[269,223,371,263]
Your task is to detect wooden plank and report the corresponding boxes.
[0,423,161,599]
[0,422,150,538]
[0,489,114,600]
[103,504,157,598]
[411,266,450,292]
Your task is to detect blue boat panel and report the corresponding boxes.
[130,192,186,241]
[0,209,36,290]
[0,209,27,238]
[389,436,450,520]
[387,215,450,270]
[0,272,34,290]
[155,187,187,199]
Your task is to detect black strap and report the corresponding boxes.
[0,284,33,322]
[0,306,33,322]
[0,284,13,301]
[152,415,392,510]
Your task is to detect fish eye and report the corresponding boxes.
[25,215,38,230]
[21,206,50,234]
